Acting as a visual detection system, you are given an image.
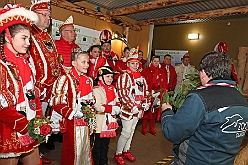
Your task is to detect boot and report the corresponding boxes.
[114,153,126,165]
[122,150,136,162]
[149,119,156,136]
[142,119,148,135]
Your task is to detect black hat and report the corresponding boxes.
[97,66,118,77]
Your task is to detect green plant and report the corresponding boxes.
[161,72,201,109]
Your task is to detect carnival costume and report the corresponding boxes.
[141,62,168,135]
[29,0,62,102]
[161,62,177,91]
[88,54,108,81]
[92,66,121,165]
[0,4,42,159]
[55,16,80,68]
[50,67,95,165]
[114,47,150,165]
[99,30,119,71]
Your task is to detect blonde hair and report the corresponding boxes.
[71,48,89,62]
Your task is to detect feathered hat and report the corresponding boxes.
[0,4,39,34]
[59,15,73,32]
[29,0,51,11]
[127,46,140,62]
[99,29,112,45]
[214,41,228,53]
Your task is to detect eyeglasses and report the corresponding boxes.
[36,12,51,18]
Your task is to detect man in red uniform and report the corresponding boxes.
[99,29,120,85]
[138,50,147,69]
[99,29,120,70]
[161,54,177,91]
[28,0,62,163]
[55,15,80,72]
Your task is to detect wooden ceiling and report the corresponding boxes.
[52,0,248,31]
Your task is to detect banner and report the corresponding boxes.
[155,50,188,66]
[51,19,101,51]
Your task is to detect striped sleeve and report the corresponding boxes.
[116,73,135,111]
[49,75,74,120]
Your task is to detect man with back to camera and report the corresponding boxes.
[55,15,80,72]
[161,51,248,165]
[161,54,177,91]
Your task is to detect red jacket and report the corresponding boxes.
[161,63,177,91]
[55,37,80,67]
[142,64,168,92]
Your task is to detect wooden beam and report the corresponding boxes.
[51,0,142,31]
[138,6,248,26]
[108,0,206,16]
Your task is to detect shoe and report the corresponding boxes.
[122,150,136,162]
[114,153,126,165]
[40,153,51,164]
[46,137,55,150]
[142,130,147,135]
[150,130,157,136]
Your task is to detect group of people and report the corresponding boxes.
[0,1,247,165]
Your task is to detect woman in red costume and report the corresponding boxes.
[50,48,95,165]
[141,56,168,135]
[0,4,42,165]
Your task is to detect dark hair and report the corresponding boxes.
[87,45,101,53]
[199,51,231,79]
[71,48,89,62]
[151,55,160,61]
[164,54,171,58]
[0,24,30,80]
[123,46,130,53]
[138,50,143,54]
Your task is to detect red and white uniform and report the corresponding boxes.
[55,37,80,67]
[29,25,62,101]
[100,50,119,71]
[0,46,42,158]
[115,68,149,154]
[88,54,108,80]
[50,67,94,165]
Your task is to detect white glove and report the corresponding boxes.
[131,106,139,114]
[152,90,160,98]
[153,98,161,106]
[142,103,150,111]
[74,111,84,118]
[111,106,121,115]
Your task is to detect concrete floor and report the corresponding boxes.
[40,121,173,165]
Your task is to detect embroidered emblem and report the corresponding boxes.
[136,81,143,92]
[43,40,53,52]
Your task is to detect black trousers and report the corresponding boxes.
[92,133,110,165]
